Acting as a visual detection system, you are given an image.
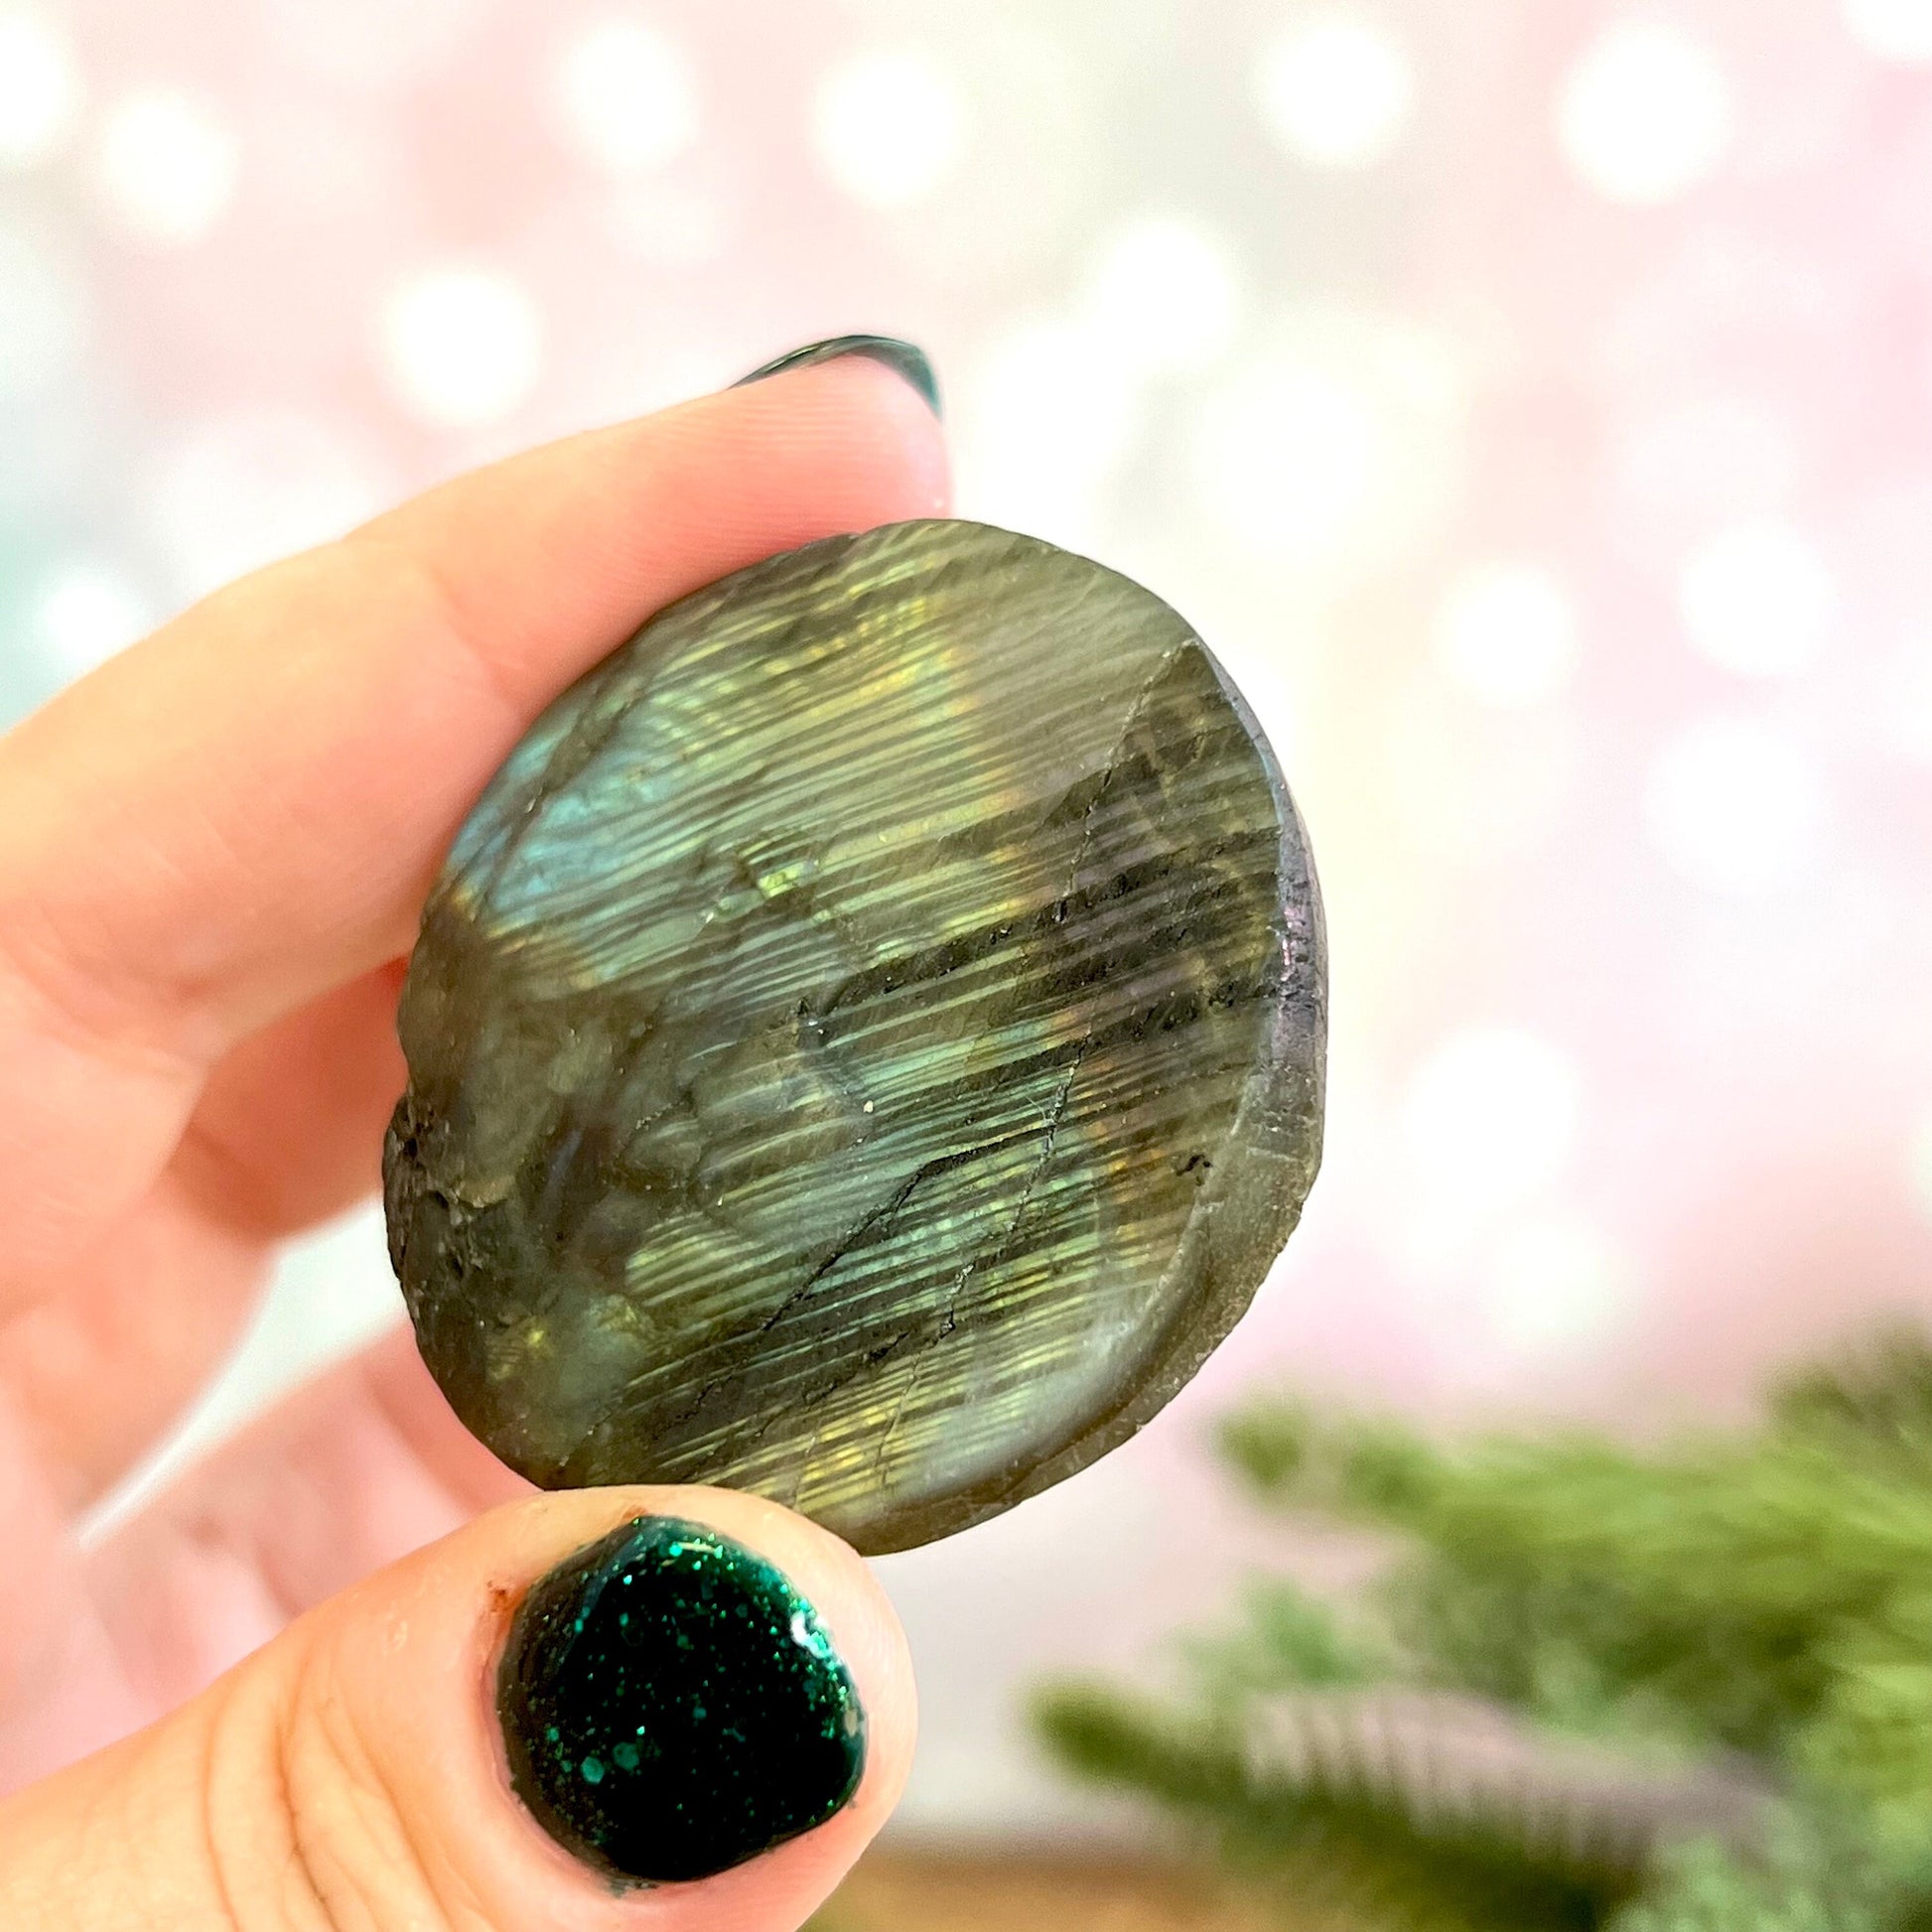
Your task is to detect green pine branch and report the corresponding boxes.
[1181,1578,1387,1715]
[1768,1328,1932,1465]
[1219,1392,1932,1758]
[1035,1328,1932,1929]
[1036,1684,1646,1931]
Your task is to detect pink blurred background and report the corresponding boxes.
[7,0,1932,1841]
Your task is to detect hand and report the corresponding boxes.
[0,356,949,1930]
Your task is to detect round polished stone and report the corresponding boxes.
[384,519,1325,1554]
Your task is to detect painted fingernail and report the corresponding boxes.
[733,335,940,416]
[496,1517,865,1885]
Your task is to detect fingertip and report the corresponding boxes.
[783,349,952,519]
[332,1484,913,1929]
[678,349,953,533]
[341,348,954,745]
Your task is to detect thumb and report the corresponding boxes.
[0,1486,914,1931]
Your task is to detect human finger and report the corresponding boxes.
[0,356,947,1298]
[5,1483,914,1929]
[86,1328,527,1715]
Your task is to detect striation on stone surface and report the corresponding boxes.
[383,519,1325,1555]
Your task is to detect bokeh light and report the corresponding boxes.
[1402,1025,1585,1231]
[548,16,701,174]
[1431,561,1581,707]
[1644,714,1829,894]
[30,561,152,677]
[1843,0,1932,64]
[1479,1209,1634,1360]
[1252,11,1416,170]
[1195,356,1382,563]
[377,264,544,430]
[811,47,967,209]
[1079,214,1241,377]
[94,88,239,245]
[1677,520,1836,678]
[1190,316,1462,583]
[961,316,1141,549]
[1557,18,1734,206]
[0,9,78,169]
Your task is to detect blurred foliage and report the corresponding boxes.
[1036,1327,1932,1930]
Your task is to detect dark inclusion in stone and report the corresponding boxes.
[384,519,1325,1555]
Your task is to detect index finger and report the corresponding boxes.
[0,357,949,1288]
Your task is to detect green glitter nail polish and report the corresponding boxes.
[496,1516,864,1884]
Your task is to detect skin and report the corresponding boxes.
[0,356,949,1931]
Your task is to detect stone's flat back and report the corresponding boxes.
[384,519,1325,1554]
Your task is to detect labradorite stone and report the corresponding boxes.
[383,519,1325,1555]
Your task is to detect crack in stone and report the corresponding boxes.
[858,650,1184,1479]
[869,1029,1095,1480]
[672,642,1191,1442]
[635,1143,978,1448]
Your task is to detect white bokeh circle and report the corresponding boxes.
[1479,1208,1635,1360]
[31,559,153,677]
[1557,19,1735,206]
[549,16,700,174]
[811,47,967,209]
[1644,714,1829,894]
[1844,0,1932,64]
[1191,314,1464,587]
[1080,214,1242,377]
[958,314,1142,550]
[1432,560,1581,707]
[1402,1025,1585,1228]
[1678,521,1836,678]
[1253,11,1416,169]
[95,88,239,245]
[377,264,545,430]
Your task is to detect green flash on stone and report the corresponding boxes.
[383,519,1326,1555]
